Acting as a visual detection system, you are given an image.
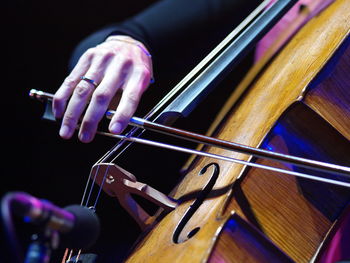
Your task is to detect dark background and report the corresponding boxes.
[3,1,171,262]
[3,1,254,262]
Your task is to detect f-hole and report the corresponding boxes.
[173,163,220,244]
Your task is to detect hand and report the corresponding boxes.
[53,35,153,142]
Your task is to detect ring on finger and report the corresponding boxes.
[80,76,99,88]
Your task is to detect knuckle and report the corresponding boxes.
[117,58,133,79]
[101,49,116,58]
[116,50,133,62]
[63,76,77,89]
[134,64,151,79]
[121,57,133,67]
[85,47,96,57]
[81,118,95,130]
[62,112,77,125]
[53,93,64,105]
[96,47,115,59]
[125,91,139,106]
[75,84,92,98]
[93,90,111,105]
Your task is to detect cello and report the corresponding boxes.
[119,0,350,262]
[29,0,350,262]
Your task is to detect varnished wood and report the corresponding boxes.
[208,213,294,263]
[125,0,350,262]
[180,0,334,174]
[221,103,350,262]
[304,42,350,141]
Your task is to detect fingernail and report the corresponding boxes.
[79,132,91,143]
[110,122,123,134]
[59,125,71,138]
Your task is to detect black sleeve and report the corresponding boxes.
[69,0,260,79]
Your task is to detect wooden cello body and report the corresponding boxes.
[124,0,350,262]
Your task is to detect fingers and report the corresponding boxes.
[53,49,94,118]
[78,58,132,142]
[53,37,153,143]
[56,50,111,139]
[109,65,151,134]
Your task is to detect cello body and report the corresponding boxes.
[124,0,350,262]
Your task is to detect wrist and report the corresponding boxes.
[105,35,154,84]
[105,35,152,58]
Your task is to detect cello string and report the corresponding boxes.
[37,0,273,210]
[81,127,144,207]
[97,131,350,188]
[124,116,350,177]
[67,249,73,262]
[78,0,270,168]
[134,0,271,118]
[52,1,303,260]
[30,89,350,204]
[30,0,275,211]
[74,249,81,263]
[92,164,112,209]
[81,166,100,207]
[81,128,144,208]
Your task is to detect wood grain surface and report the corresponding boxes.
[125,0,350,262]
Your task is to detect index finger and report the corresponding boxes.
[53,49,94,118]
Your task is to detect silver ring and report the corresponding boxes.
[80,76,98,88]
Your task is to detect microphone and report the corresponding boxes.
[6,192,100,249]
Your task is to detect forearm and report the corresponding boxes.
[69,0,260,72]
[112,0,261,56]
[57,0,261,143]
